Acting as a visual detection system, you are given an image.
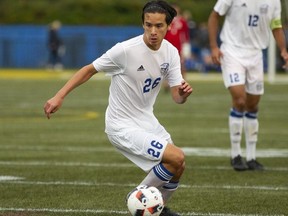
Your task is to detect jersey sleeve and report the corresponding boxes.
[214,0,232,16]
[93,42,126,75]
[166,46,183,87]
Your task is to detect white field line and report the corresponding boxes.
[0,207,285,216]
[0,176,24,181]
[1,179,288,191]
[0,145,288,158]
[0,207,127,214]
[0,161,135,168]
[182,147,288,158]
[0,161,287,172]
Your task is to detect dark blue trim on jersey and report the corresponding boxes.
[245,112,258,119]
[153,163,174,182]
[230,108,244,118]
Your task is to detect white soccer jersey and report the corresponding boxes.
[93,35,182,134]
[214,0,282,49]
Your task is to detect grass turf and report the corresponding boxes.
[0,69,287,215]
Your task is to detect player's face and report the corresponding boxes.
[142,13,169,50]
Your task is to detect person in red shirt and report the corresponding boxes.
[164,3,190,91]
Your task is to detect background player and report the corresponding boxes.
[208,0,288,171]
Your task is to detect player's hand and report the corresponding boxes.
[44,96,63,119]
[211,47,223,65]
[179,80,193,97]
[281,51,288,70]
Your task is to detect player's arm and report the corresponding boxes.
[44,63,97,119]
[170,80,193,104]
[207,10,222,65]
[272,27,288,69]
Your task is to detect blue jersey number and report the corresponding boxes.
[229,73,240,84]
[147,140,163,158]
[248,15,259,27]
[143,77,161,93]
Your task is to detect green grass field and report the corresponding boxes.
[0,69,287,216]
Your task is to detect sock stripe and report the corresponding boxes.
[153,163,173,182]
[245,112,258,119]
[230,108,244,118]
[162,181,179,190]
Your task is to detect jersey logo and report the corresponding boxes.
[260,4,268,14]
[160,63,169,74]
[137,65,145,71]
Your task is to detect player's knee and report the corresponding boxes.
[172,148,185,170]
[162,144,185,173]
[234,98,246,111]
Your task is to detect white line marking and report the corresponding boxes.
[0,161,135,167]
[0,176,24,181]
[0,161,287,172]
[0,145,115,152]
[1,145,287,158]
[182,147,288,158]
[192,165,288,172]
[0,207,127,214]
[1,180,287,191]
[0,207,284,216]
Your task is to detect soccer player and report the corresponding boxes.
[44,1,193,215]
[208,0,288,171]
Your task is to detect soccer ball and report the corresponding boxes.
[127,185,164,216]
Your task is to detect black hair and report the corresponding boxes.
[142,0,177,25]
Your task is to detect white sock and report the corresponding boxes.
[140,163,173,187]
[139,163,175,204]
[229,108,244,158]
[159,181,179,204]
[244,112,259,161]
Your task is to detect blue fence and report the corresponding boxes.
[0,25,143,68]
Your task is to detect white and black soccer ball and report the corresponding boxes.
[127,185,164,216]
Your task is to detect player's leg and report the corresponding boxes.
[228,85,248,171]
[244,52,264,171]
[244,94,264,170]
[220,45,248,171]
[140,143,183,216]
[140,143,184,203]
[159,143,184,203]
[107,129,182,199]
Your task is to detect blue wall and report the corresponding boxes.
[0,25,143,68]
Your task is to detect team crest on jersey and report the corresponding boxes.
[160,63,169,74]
[260,4,269,14]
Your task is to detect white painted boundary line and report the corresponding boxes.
[0,161,288,172]
[0,207,127,214]
[182,148,288,158]
[0,161,135,168]
[1,180,287,191]
[0,207,285,216]
[0,146,287,158]
[0,176,24,181]
[0,161,287,172]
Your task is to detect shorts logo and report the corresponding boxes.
[256,82,263,91]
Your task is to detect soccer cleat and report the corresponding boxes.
[231,155,248,171]
[160,206,180,216]
[246,159,264,171]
